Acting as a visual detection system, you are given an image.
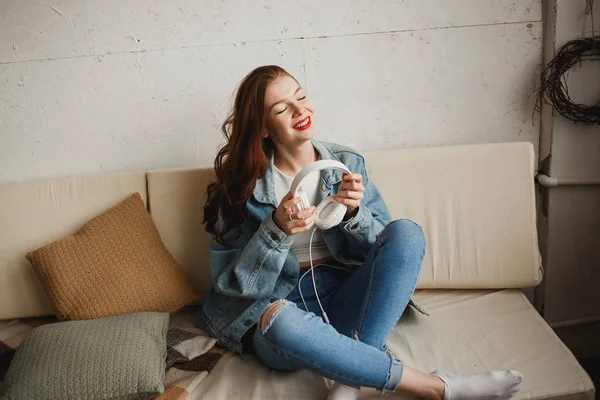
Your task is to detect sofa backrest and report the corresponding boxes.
[0,142,542,320]
[0,172,147,320]
[363,142,542,289]
[146,168,215,299]
[147,142,542,297]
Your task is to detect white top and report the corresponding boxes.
[273,166,332,263]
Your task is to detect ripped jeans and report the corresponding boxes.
[252,219,426,392]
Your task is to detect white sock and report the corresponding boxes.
[327,382,361,400]
[433,370,523,400]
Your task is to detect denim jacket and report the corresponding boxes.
[196,139,392,355]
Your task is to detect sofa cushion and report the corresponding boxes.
[180,290,594,399]
[386,290,594,399]
[25,193,199,321]
[0,171,148,320]
[0,312,168,400]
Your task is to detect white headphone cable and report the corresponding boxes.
[309,228,329,323]
[297,227,350,325]
[298,263,349,312]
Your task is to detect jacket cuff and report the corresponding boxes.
[260,212,295,249]
[342,205,371,235]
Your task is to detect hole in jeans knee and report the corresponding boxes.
[260,300,291,334]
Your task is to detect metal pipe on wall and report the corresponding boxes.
[536,174,600,187]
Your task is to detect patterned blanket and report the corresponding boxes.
[0,317,224,399]
[158,327,224,399]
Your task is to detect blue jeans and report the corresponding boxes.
[252,219,426,392]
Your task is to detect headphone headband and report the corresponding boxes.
[290,160,351,196]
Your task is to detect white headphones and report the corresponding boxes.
[290,160,351,230]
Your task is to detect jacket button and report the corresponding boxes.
[351,223,359,229]
[270,232,279,241]
[270,298,277,303]
[288,274,297,280]
[244,319,253,326]
[252,267,259,273]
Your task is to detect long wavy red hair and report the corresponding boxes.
[203,65,295,242]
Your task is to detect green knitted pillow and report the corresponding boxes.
[0,312,168,400]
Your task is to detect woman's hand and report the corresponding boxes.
[333,173,365,218]
[273,192,317,235]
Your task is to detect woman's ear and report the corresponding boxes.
[261,129,269,138]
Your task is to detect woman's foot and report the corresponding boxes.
[432,370,523,400]
[327,382,361,400]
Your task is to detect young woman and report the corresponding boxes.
[197,65,523,400]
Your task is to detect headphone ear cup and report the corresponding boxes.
[314,197,347,230]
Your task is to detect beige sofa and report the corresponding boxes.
[0,142,595,399]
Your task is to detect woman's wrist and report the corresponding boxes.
[271,210,285,231]
[344,206,359,220]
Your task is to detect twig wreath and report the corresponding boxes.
[535,0,600,125]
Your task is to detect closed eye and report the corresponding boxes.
[275,95,305,115]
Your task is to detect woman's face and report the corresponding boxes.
[263,74,315,147]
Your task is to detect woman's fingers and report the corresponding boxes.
[274,192,319,235]
[332,195,360,208]
[337,173,365,212]
[336,190,364,200]
[343,173,362,184]
[293,206,316,219]
[283,195,302,213]
[289,214,316,234]
[341,181,365,192]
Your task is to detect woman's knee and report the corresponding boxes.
[258,301,325,348]
[381,219,426,251]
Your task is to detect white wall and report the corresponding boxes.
[0,1,542,183]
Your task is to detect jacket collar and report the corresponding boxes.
[252,139,343,207]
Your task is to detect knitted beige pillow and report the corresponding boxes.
[26,193,199,321]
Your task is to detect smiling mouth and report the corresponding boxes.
[294,116,311,130]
